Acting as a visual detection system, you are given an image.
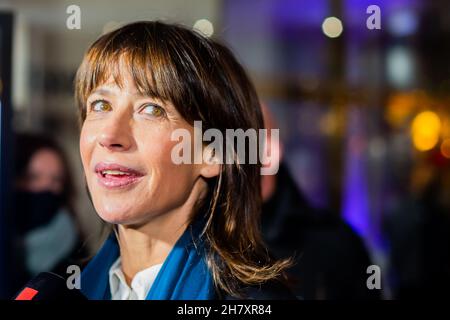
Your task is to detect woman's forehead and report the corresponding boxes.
[89,75,141,97]
[88,54,140,87]
[89,67,155,96]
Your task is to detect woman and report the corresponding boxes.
[76,21,295,300]
[12,133,85,292]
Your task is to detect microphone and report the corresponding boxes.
[14,272,87,300]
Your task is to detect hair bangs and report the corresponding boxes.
[75,27,188,122]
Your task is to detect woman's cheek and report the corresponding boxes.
[79,124,97,171]
[147,139,191,189]
[140,127,176,160]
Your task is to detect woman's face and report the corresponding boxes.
[80,70,213,226]
[24,148,65,194]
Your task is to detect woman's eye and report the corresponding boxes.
[141,104,165,118]
[91,100,112,112]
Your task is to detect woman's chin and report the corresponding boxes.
[97,212,130,225]
[95,203,138,225]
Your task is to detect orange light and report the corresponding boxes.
[441,139,450,159]
[411,111,441,151]
[386,93,416,127]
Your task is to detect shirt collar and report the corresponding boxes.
[108,257,163,300]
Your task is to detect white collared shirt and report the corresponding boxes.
[108,257,163,300]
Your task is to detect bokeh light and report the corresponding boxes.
[441,139,450,159]
[321,17,343,38]
[193,19,214,37]
[411,111,441,151]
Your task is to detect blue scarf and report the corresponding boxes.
[80,219,216,300]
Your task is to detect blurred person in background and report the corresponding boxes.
[260,105,380,300]
[11,133,87,293]
[384,153,450,299]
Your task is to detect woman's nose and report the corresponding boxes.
[98,115,134,152]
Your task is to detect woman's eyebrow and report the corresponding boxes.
[90,88,157,100]
[88,87,174,110]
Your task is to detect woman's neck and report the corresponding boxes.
[117,178,208,286]
[117,214,187,285]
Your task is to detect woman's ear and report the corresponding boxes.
[199,146,221,178]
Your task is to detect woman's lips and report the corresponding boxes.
[94,162,144,189]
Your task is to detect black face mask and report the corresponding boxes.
[13,191,64,234]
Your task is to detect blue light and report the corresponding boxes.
[342,109,371,240]
[388,10,418,37]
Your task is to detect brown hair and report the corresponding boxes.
[75,21,291,297]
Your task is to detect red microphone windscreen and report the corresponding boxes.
[15,287,39,300]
